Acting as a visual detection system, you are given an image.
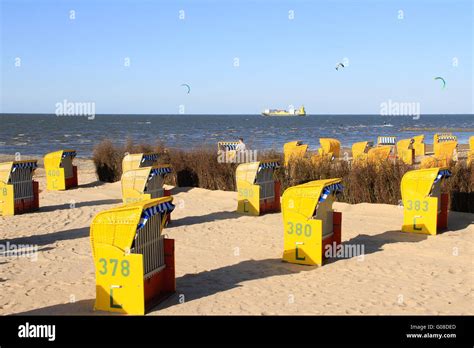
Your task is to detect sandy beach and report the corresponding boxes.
[0,157,472,316]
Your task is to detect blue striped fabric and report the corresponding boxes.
[434,169,452,184]
[378,136,397,145]
[62,151,77,159]
[438,136,457,142]
[222,144,237,150]
[318,183,344,203]
[137,201,175,230]
[258,161,280,170]
[12,162,38,171]
[148,167,172,180]
[141,153,159,163]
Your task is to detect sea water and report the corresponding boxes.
[0,114,472,157]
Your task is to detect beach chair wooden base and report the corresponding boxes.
[65,166,78,189]
[143,238,176,312]
[13,181,39,215]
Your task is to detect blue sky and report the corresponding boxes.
[1,0,472,114]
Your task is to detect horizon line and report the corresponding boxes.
[1,113,473,116]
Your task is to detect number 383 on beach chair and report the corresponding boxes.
[0,160,39,216]
[401,167,451,235]
[282,179,343,266]
[236,160,281,216]
[90,197,176,314]
[44,150,78,190]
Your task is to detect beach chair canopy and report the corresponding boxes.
[413,135,424,143]
[282,178,343,219]
[397,138,414,150]
[44,149,76,165]
[218,141,239,151]
[401,167,451,201]
[351,141,373,159]
[122,152,160,171]
[411,135,426,156]
[318,138,341,158]
[368,145,392,161]
[236,160,280,184]
[0,161,38,184]
[121,164,172,202]
[90,196,174,256]
[283,141,308,165]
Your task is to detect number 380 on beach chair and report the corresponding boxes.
[282,179,343,266]
[0,160,39,216]
[44,150,78,190]
[236,160,281,216]
[90,197,176,314]
[401,167,451,235]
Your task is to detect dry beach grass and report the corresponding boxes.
[0,155,472,315]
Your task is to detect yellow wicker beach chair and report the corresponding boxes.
[412,135,425,157]
[90,197,175,315]
[468,136,474,166]
[283,141,308,166]
[236,160,281,216]
[401,167,450,235]
[44,150,78,190]
[121,164,172,204]
[282,179,343,266]
[351,141,373,163]
[436,141,458,163]
[367,145,392,163]
[421,133,457,168]
[122,152,160,172]
[0,160,39,216]
[317,138,341,159]
[433,133,457,155]
[396,138,415,165]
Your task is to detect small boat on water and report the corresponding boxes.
[262,106,306,117]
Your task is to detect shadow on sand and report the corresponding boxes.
[15,299,102,315]
[38,199,121,213]
[77,180,108,189]
[153,258,311,311]
[446,211,473,232]
[2,227,89,247]
[324,230,428,265]
[169,210,241,228]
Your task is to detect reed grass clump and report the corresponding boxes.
[92,139,123,182]
[91,139,473,212]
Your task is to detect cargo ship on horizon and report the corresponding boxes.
[262,106,306,117]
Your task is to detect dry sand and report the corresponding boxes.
[0,158,472,315]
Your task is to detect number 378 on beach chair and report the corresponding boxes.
[401,167,451,235]
[282,179,343,266]
[44,150,78,190]
[90,197,176,314]
[0,160,39,216]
